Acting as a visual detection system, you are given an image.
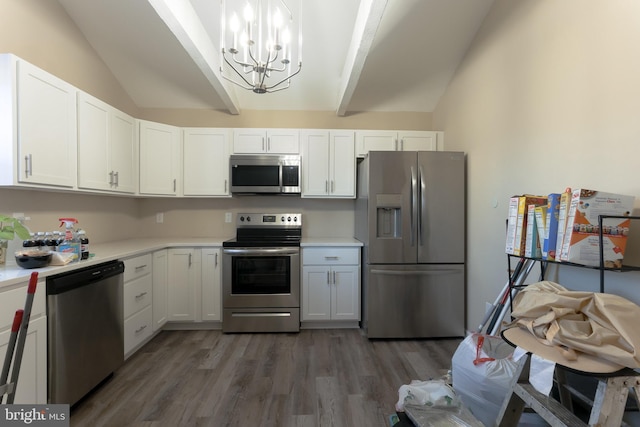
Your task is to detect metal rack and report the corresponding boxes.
[507,214,640,295]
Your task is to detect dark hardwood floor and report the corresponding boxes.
[70,329,462,427]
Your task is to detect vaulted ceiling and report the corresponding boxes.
[57,0,494,115]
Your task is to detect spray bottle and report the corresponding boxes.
[58,217,80,262]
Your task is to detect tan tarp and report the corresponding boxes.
[505,281,640,371]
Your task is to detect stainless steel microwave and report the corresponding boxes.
[229,155,301,194]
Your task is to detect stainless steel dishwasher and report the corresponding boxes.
[46,260,125,406]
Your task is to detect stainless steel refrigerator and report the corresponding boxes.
[355,151,465,338]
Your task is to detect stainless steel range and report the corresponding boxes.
[222,213,301,333]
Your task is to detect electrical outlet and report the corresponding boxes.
[156,213,164,223]
[225,212,232,223]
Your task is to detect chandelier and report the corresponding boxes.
[220,0,302,94]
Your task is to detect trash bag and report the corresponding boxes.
[395,380,459,412]
[451,333,518,426]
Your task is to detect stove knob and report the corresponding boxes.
[287,216,291,222]
[293,216,298,222]
[246,216,251,222]
[281,216,286,222]
[239,216,245,222]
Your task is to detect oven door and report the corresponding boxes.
[222,247,300,309]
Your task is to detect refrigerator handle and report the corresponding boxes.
[419,165,425,246]
[410,166,417,247]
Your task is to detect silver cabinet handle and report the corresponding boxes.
[25,154,32,177]
[331,180,335,193]
[188,252,192,267]
[135,264,147,271]
[324,256,339,260]
[135,324,147,334]
[333,271,336,284]
[327,271,330,284]
[325,180,329,193]
[267,136,271,152]
[215,252,218,267]
[114,171,119,186]
[109,171,114,186]
[262,137,266,152]
[224,179,228,193]
[135,291,148,299]
[400,139,404,151]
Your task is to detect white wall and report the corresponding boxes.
[434,0,640,331]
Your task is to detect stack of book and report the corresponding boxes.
[505,189,635,267]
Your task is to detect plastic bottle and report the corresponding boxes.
[77,229,90,260]
[23,232,37,249]
[43,231,55,252]
[58,218,80,262]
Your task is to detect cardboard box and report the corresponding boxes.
[560,189,635,267]
[513,195,547,256]
[544,193,561,260]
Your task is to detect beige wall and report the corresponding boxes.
[0,0,139,115]
[434,0,640,330]
[138,108,432,130]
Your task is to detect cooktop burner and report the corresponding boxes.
[223,213,302,248]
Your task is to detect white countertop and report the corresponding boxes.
[0,237,362,289]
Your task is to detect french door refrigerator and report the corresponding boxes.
[355,151,465,338]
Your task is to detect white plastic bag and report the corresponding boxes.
[395,379,459,412]
[451,333,518,426]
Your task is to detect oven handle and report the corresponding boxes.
[223,247,299,255]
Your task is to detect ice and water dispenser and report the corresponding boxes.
[376,194,402,238]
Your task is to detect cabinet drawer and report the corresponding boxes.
[302,247,360,265]
[0,280,46,330]
[123,253,152,283]
[124,274,152,319]
[124,305,152,355]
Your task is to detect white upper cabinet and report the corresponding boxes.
[398,131,442,151]
[139,120,181,196]
[0,54,77,188]
[77,92,136,193]
[355,130,444,157]
[301,130,355,198]
[183,128,230,197]
[232,128,299,154]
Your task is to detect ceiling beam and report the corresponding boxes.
[147,0,240,115]
[336,0,388,117]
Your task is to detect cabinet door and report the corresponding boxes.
[152,249,168,331]
[0,316,47,404]
[232,129,266,153]
[301,266,332,321]
[301,130,330,196]
[355,130,397,157]
[201,248,221,321]
[110,110,136,193]
[167,248,199,321]
[398,131,441,151]
[183,129,230,196]
[329,131,355,197]
[139,120,181,195]
[331,266,360,320]
[17,59,76,187]
[77,92,111,191]
[266,129,299,154]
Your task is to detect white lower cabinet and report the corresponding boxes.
[301,247,361,325]
[201,248,222,322]
[123,253,153,357]
[0,279,47,404]
[167,247,221,324]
